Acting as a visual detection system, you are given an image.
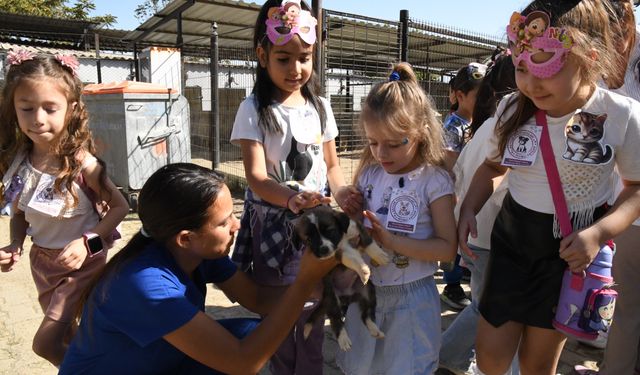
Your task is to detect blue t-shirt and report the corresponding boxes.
[60,242,237,375]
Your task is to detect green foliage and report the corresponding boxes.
[134,0,171,21]
[0,0,116,27]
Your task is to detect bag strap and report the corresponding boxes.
[536,110,573,237]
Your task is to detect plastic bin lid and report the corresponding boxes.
[83,81,177,95]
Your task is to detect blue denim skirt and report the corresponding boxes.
[336,276,441,375]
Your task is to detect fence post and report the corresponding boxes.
[210,22,220,169]
[312,0,325,95]
[400,9,409,62]
[133,43,139,81]
[94,33,102,83]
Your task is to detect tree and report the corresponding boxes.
[134,0,171,21]
[0,0,116,27]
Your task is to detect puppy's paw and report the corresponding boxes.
[337,328,352,351]
[365,243,392,267]
[357,264,371,285]
[303,323,313,339]
[365,318,385,339]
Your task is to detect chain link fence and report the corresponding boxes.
[1,8,503,192]
[193,10,504,188]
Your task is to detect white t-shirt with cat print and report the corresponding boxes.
[484,87,640,217]
[230,95,338,197]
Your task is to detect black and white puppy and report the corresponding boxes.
[294,205,391,351]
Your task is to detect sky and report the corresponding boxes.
[90,0,532,38]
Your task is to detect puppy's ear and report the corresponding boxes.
[293,215,310,249]
[333,210,351,234]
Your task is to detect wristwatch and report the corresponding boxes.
[83,232,103,257]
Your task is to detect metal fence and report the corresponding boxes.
[0,7,505,194]
[322,10,403,184]
[10,9,501,192]
[184,9,506,189]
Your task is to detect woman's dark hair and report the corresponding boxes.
[449,63,486,112]
[470,47,517,136]
[252,0,326,135]
[75,163,226,323]
[495,0,617,158]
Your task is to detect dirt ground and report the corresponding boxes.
[0,194,603,375]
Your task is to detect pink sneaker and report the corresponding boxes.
[574,365,599,374]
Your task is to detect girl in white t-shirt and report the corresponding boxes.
[229,1,359,373]
[457,1,640,374]
[0,51,128,366]
[336,62,457,375]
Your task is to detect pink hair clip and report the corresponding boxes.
[7,49,37,66]
[55,54,80,77]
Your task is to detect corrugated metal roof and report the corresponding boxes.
[0,42,133,60]
[124,0,260,55]
[0,11,131,52]
[124,0,503,73]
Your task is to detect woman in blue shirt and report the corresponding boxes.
[60,163,336,374]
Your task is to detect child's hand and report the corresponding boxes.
[334,185,363,217]
[363,210,393,251]
[559,227,601,273]
[287,192,331,214]
[457,208,479,260]
[57,238,88,270]
[0,243,23,272]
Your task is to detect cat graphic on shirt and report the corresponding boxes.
[563,111,612,164]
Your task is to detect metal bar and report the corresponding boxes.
[210,22,220,169]
[400,9,409,62]
[177,13,183,47]
[312,0,324,94]
[133,43,140,81]
[94,33,102,83]
[324,9,401,26]
[409,20,504,47]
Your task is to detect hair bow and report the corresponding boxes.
[55,54,80,77]
[7,49,37,66]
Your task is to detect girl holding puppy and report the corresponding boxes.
[229,0,358,373]
[336,63,457,375]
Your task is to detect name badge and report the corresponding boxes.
[501,125,542,167]
[385,188,420,234]
[27,173,66,217]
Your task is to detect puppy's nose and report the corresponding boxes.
[318,245,332,257]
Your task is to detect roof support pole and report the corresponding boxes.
[177,13,183,47]
[312,0,325,94]
[400,9,409,62]
[95,33,102,83]
[210,22,220,169]
[133,43,140,81]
